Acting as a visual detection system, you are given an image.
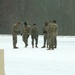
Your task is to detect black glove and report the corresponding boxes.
[43,31,47,33]
[27,35,29,38]
[21,33,22,36]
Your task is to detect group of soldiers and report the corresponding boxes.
[12,21,38,49]
[12,20,58,50]
[41,20,58,50]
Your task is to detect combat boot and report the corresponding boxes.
[35,46,38,48]
[13,46,18,49]
[47,47,51,50]
[25,44,28,47]
[47,48,50,50]
[41,46,45,48]
[32,45,34,48]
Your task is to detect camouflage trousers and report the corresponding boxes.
[54,36,57,48]
[47,36,55,49]
[22,34,29,47]
[43,34,48,47]
[31,35,38,46]
[13,36,17,47]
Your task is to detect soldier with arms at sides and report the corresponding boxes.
[31,23,38,48]
[12,22,21,49]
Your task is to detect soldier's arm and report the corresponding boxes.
[13,26,18,33]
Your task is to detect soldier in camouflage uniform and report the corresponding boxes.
[53,20,58,48]
[22,22,30,47]
[31,24,38,48]
[41,22,48,48]
[47,20,58,50]
[12,22,21,49]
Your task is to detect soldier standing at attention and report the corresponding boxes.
[12,22,21,49]
[41,22,48,48]
[22,22,30,47]
[31,24,38,48]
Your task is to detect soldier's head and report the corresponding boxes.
[16,21,21,26]
[24,22,27,26]
[53,20,56,23]
[33,23,36,27]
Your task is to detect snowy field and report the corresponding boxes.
[0,34,75,75]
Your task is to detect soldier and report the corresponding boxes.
[41,22,48,48]
[22,22,30,47]
[47,20,58,50]
[53,20,58,48]
[31,24,38,48]
[12,22,21,49]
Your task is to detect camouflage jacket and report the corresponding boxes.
[31,26,38,36]
[47,22,58,38]
[22,25,30,35]
[43,26,47,34]
[12,24,19,36]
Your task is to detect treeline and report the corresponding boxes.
[0,0,75,35]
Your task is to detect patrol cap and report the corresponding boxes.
[24,22,27,25]
[53,20,56,23]
[33,23,36,26]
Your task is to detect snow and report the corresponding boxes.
[0,35,75,75]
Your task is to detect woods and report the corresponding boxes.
[0,0,75,35]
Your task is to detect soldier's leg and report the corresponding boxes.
[31,36,34,48]
[35,36,38,48]
[54,37,57,48]
[41,35,46,48]
[13,36,17,48]
[47,36,49,48]
[47,37,49,49]
[25,35,28,47]
[26,35,29,47]
[45,35,48,47]
[26,34,29,45]
[51,37,54,50]
[47,38,51,50]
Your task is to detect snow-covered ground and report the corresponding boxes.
[0,35,75,75]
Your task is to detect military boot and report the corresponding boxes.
[25,44,28,47]
[32,45,34,48]
[13,46,18,49]
[35,45,38,48]
[41,46,45,48]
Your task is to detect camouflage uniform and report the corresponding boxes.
[22,22,30,47]
[47,21,58,50]
[41,22,48,48]
[53,21,58,48]
[31,24,38,48]
[12,22,20,48]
